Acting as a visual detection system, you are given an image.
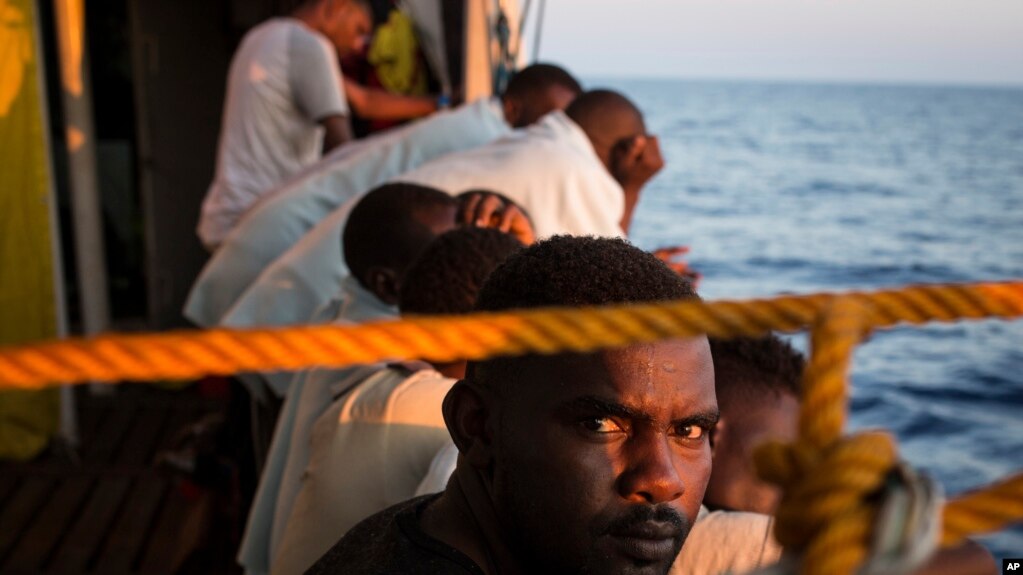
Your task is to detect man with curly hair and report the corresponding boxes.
[704,335,804,515]
[310,235,716,575]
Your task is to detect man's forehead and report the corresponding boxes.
[509,338,713,404]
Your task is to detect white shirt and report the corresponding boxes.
[198,18,348,250]
[184,98,510,327]
[236,277,395,575]
[272,366,455,575]
[399,110,626,239]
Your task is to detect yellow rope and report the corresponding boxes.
[756,300,899,575]
[753,293,1022,574]
[1,280,1022,570]
[943,474,1023,546]
[1,282,1021,390]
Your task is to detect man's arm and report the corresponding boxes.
[611,135,665,234]
[913,541,996,575]
[320,114,353,154]
[343,78,438,121]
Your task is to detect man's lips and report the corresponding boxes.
[609,521,684,562]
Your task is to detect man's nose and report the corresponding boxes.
[617,433,686,504]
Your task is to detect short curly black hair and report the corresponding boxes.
[709,334,804,403]
[475,235,697,312]
[399,228,524,316]
[470,236,699,387]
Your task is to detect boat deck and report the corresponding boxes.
[0,385,239,575]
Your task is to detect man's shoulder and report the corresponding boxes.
[306,495,483,575]
[671,509,781,574]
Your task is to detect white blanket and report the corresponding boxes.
[218,110,626,334]
[184,97,510,327]
[399,110,626,239]
[236,277,396,575]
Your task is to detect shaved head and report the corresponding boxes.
[565,90,646,172]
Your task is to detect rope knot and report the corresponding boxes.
[754,431,899,574]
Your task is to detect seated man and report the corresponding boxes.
[704,335,804,515]
[698,335,996,575]
[237,186,533,574]
[399,89,665,238]
[272,228,524,574]
[185,63,581,327]
[309,236,717,575]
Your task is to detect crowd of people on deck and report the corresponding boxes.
[186,1,998,573]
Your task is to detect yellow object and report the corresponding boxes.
[0,0,60,460]
[0,281,1022,562]
[367,9,427,95]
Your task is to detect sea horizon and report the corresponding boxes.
[578,72,1023,92]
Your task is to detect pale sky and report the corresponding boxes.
[523,0,1023,85]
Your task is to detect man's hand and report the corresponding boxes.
[652,245,700,287]
[456,191,536,246]
[612,135,665,191]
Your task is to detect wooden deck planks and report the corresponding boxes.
[114,408,169,467]
[0,387,231,574]
[93,477,169,574]
[0,474,19,510]
[46,477,131,573]
[1,476,94,573]
[83,406,135,464]
[0,478,56,567]
[142,487,213,575]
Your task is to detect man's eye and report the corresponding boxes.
[580,417,624,434]
[674,424,706,441]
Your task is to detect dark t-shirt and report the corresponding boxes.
[306,495,486,574]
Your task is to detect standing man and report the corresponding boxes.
[198,0,436,250]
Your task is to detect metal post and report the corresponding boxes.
[52,0,111,351]
[32,0,77,444]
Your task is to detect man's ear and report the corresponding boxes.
[502,97,522,128]
[364,266,400,305]
[442,380,494,469]
[709,417,725,454]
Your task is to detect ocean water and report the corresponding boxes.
[599,78,1023,557]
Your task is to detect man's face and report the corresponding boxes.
[705,388,799,514]
[323,1,372,57]
[507,84,580,128]
[486,338,716,575]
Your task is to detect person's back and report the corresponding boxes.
[198,0,373,250]
[200,19,351,249]
[399,111,623,238]
[399,89,663,238]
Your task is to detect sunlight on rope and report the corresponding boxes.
[1,280,1022,574]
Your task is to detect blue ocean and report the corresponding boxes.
[600,78,1023,556]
